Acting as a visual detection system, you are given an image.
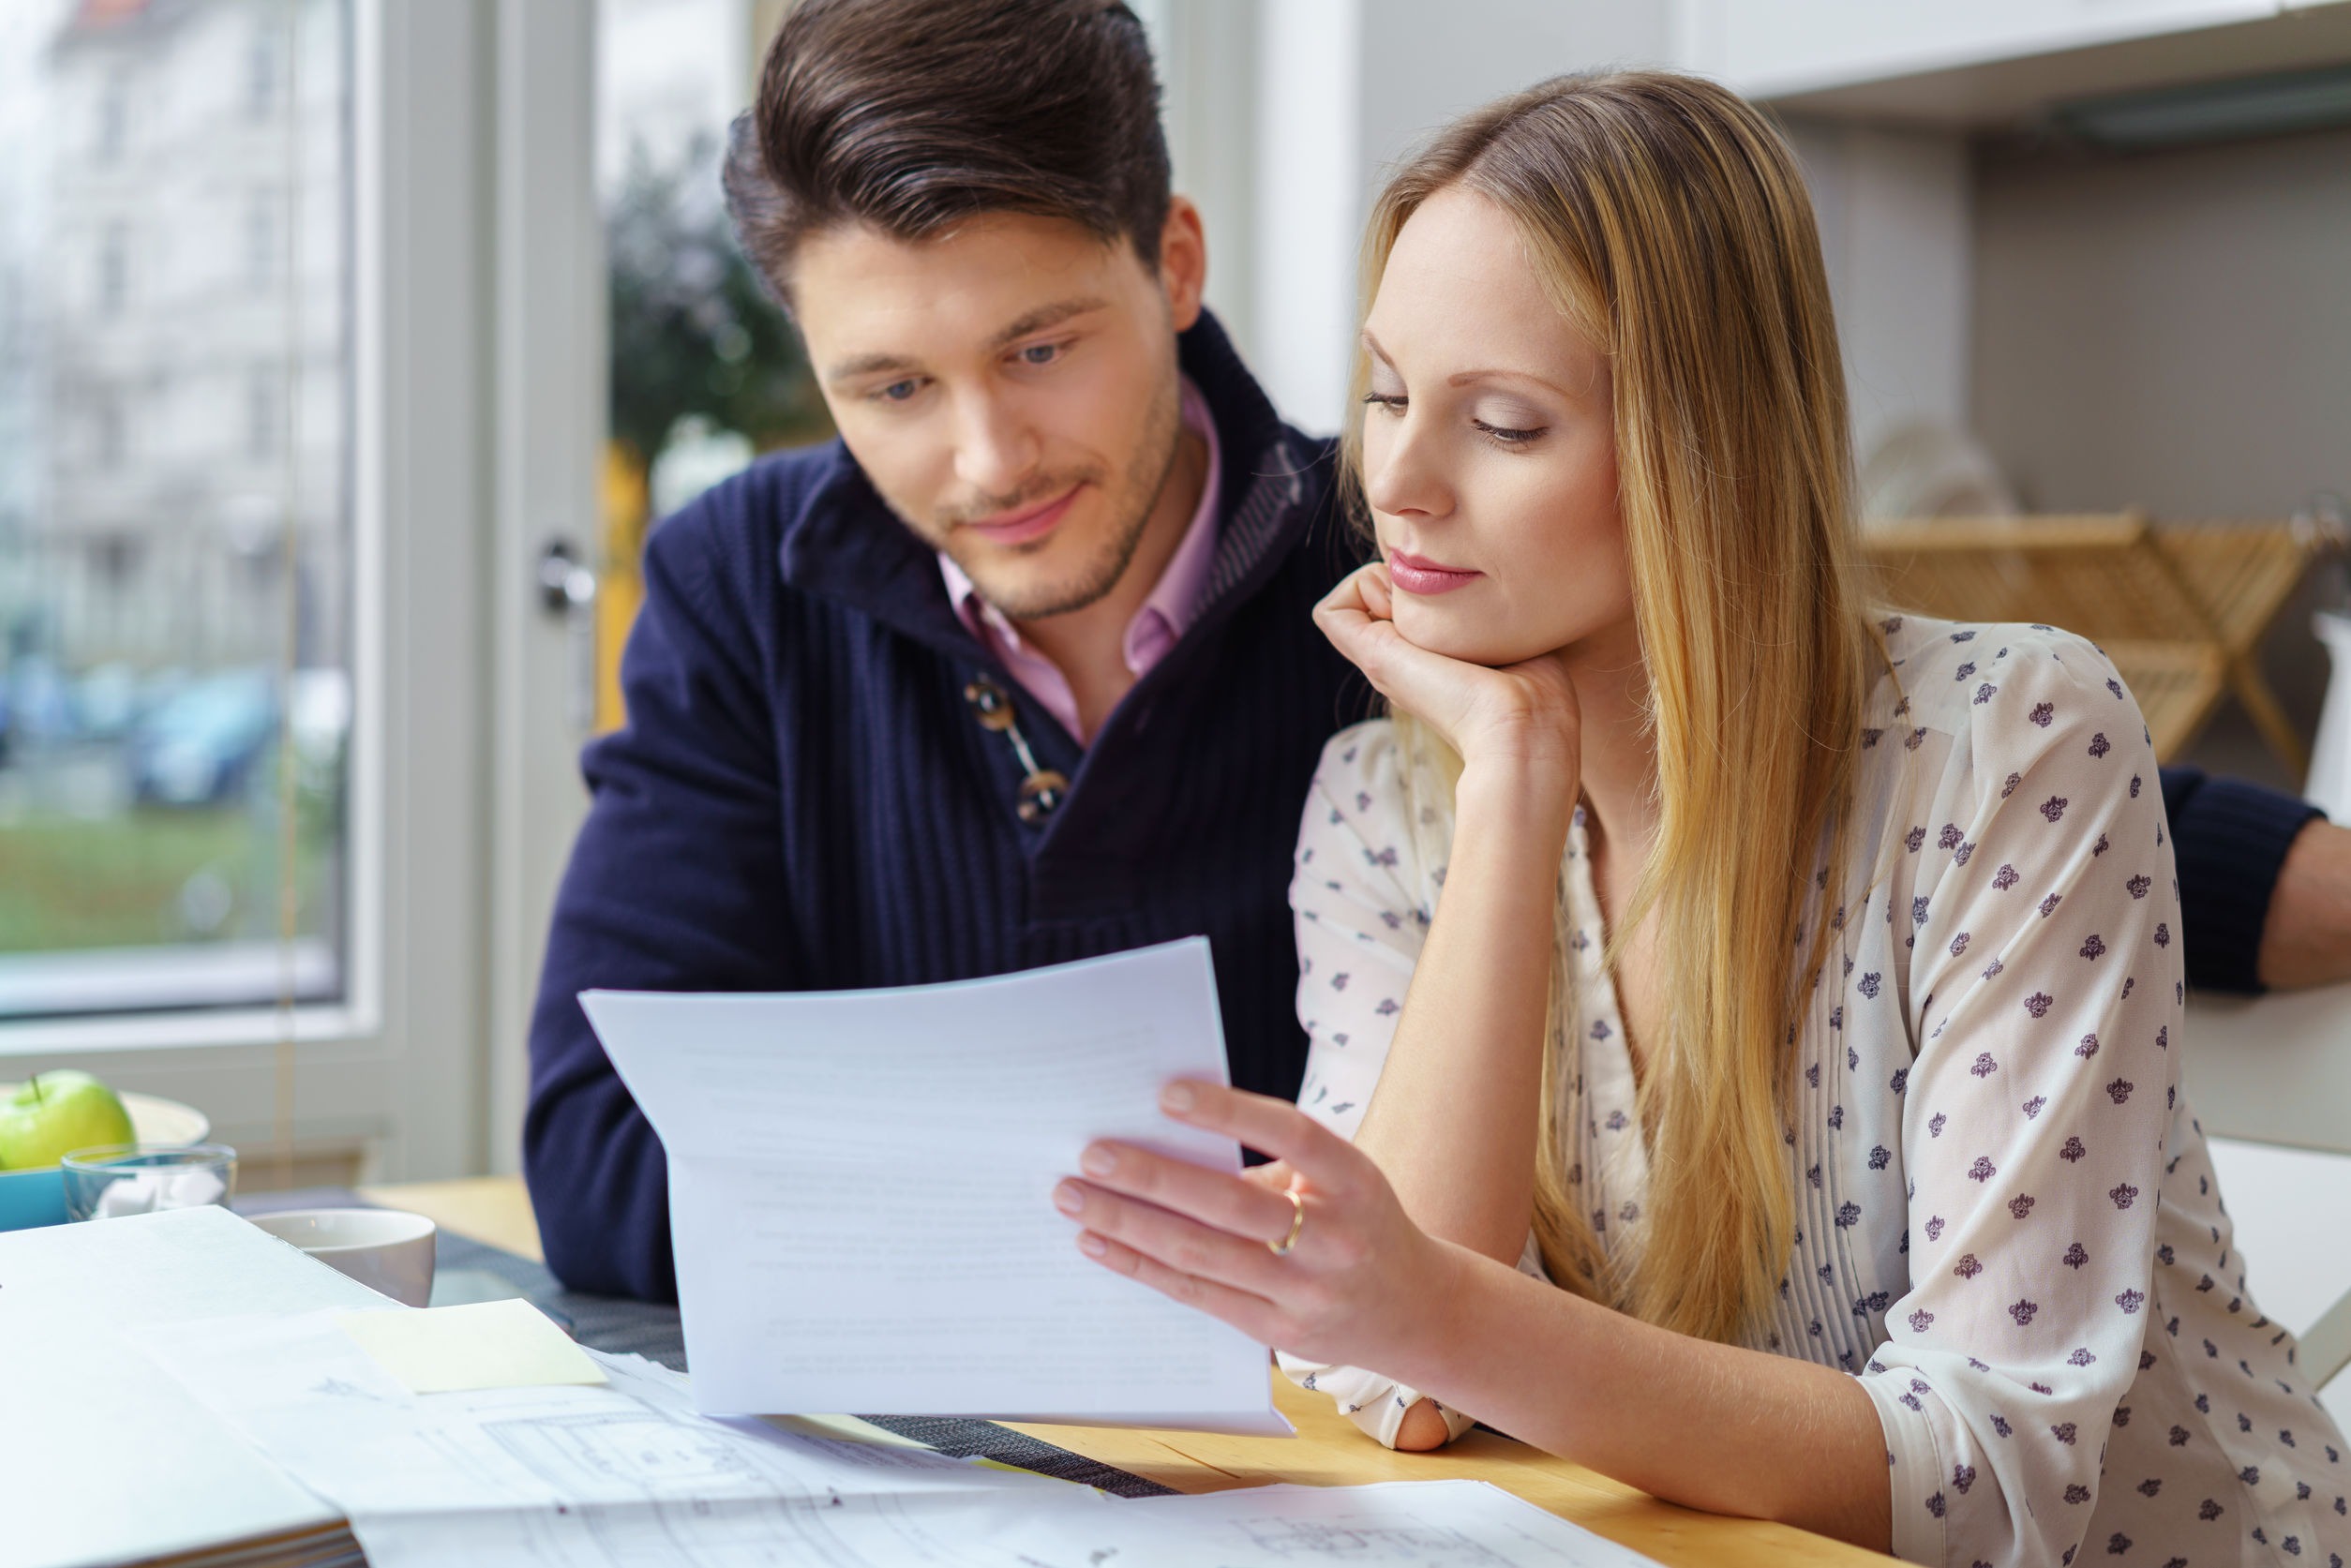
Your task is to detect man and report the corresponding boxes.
[527,0,2344,1303]
[525,0,1360,1301]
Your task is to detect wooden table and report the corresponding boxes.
[359,1175,1892,1565]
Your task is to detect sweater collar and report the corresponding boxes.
[775,310,1329,657]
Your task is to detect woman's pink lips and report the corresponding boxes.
[1387,549,1482,595]
[960,485,1083,547]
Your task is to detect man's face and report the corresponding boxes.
[792,205,1205,621]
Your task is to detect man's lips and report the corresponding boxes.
[1387,548,1482,595]
[958,485,1084,546]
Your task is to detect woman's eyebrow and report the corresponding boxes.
[1445,366,1573,398]
[1363,329,1574,399]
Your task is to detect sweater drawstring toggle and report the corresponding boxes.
[964,676,1068,824]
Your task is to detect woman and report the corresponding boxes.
[1048,70,2346,1564]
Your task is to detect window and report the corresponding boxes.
[246,190,274,290]
[97,70,127,161]
[0,0,352,1021]
[247,22,276,120]
[92,383,124,468]
[246,365,277,462]
[97,220,127,315]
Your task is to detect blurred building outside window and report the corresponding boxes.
[594,0,829,732]
[0,0,352,1021]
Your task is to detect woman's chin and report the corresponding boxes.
[1392,602,1552,668]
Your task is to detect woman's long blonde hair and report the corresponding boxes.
[1344,71,1878,1343]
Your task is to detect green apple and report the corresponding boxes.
[0,1071,135,1172]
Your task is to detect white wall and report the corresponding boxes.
[1784,119,1974,466]
[1674,0,2279,100]
[1247,0,1361,432]
[1355,0,1670,196]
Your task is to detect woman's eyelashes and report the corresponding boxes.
[1362,386,1548,449]
[1472,418,1546,448]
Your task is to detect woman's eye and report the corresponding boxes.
[1473,418,1546,446]
[1362,392,1406,416]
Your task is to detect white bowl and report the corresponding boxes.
[248,1207,438,1307]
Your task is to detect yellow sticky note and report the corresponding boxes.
[333,1299,607,1394]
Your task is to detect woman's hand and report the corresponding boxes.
[1052,1080,1465,1376]
[1312,562,1582,784]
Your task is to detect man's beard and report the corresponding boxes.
[934,377,1185,623]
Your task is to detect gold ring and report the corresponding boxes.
[1267,1187,1307,1257]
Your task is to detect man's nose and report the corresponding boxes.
[951,391,1041,500]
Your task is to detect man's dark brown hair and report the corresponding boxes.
[725,0,1172,310]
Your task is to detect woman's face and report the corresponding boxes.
[1359,186,1632,668]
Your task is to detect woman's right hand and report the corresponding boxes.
[1313,562,1583,791]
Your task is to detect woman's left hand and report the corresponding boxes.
[1052,1079,1460,1373]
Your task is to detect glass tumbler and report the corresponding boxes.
[61,1143,238,1221]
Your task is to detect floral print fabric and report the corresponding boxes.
[1280,617,2347,1568]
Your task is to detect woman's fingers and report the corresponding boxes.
[1056,1176,1288,1294]
[1074,1231,1282,1344]
[1315,562,1517,731]
[1158,1082,1366,1200]
[1238,1158,1297,1194]
[1077,1139,1298,1246]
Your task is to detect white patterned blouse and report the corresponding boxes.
[1280,615,2347,1568]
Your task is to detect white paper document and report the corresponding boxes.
[578,938,1280,1430]
[0,1205,378,1568]
[349,1481,1661,1568]
[140,1301,1660,1568]
[137,1309,1071,1517]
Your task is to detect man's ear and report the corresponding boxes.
[1159,195,1207,333]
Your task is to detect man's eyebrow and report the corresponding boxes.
[824,296,1112,386]
[825,350,922,384]
[989,295,1110,349]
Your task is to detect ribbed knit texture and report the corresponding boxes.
[2160,764,2324,996]
[524,314,1370,1301]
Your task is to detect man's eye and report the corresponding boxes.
[878,380,921,403]
[1019,342,1060,366]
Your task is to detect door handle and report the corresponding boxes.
[537,537,599,732]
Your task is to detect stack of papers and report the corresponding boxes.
[0,1205,372,1568]
[133,1305,1659,1568]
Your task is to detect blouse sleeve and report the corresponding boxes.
[1859,634,2184,1567]
[1273,721,1483,1449]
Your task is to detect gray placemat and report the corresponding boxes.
[238,1188,1172,1497]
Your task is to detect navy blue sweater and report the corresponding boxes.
[524,315,2322,1304]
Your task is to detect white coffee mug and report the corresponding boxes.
[249,1208,438,1307]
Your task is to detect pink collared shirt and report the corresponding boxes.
[938,376,1222,744]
